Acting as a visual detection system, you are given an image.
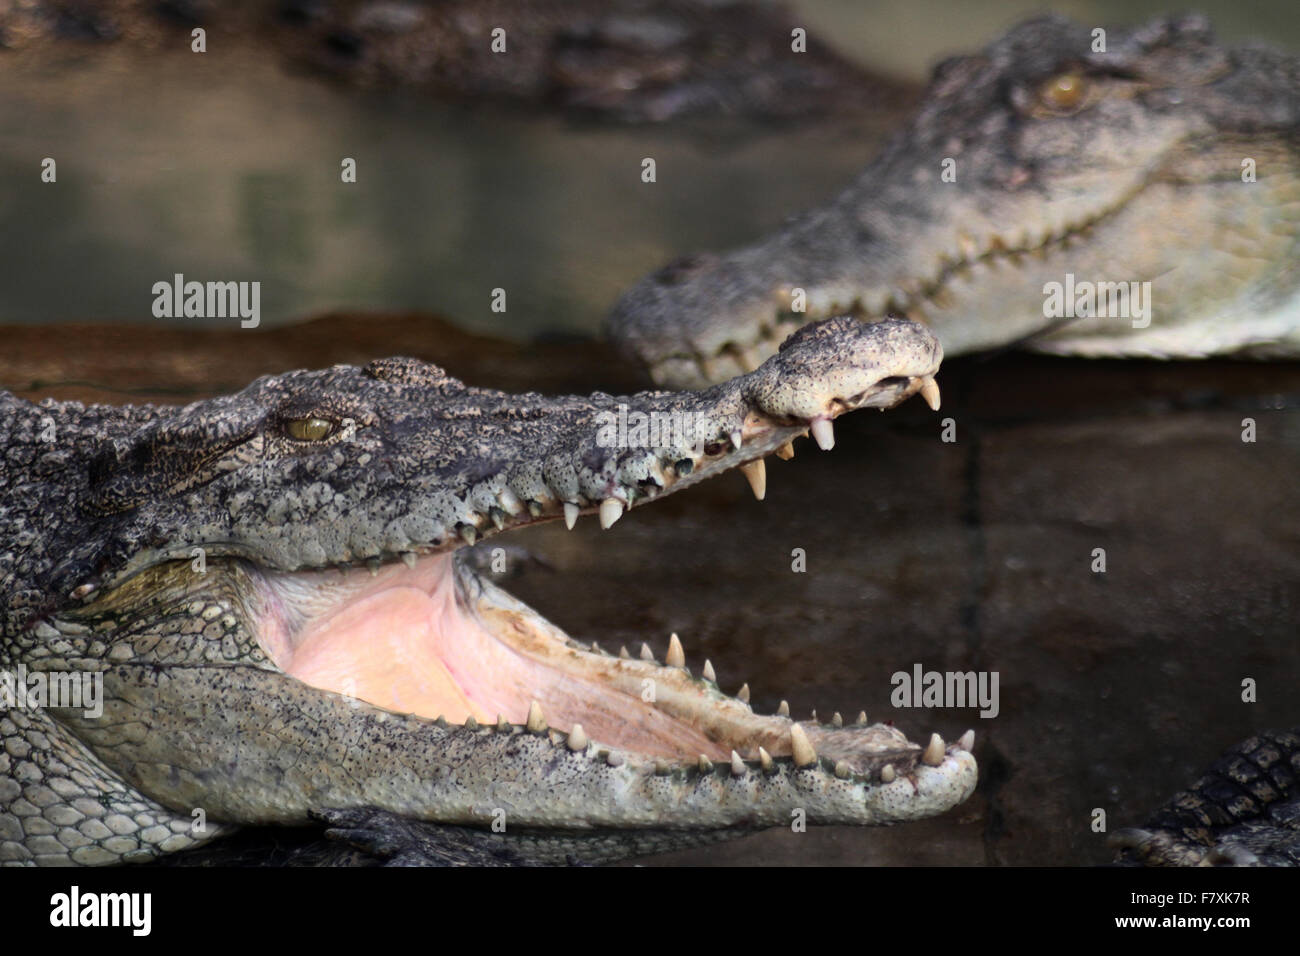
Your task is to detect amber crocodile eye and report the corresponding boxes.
[285,416,336,441]
[1039,72,1088,113]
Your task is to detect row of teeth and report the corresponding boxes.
[689,210,1119,381]
[430,629,974,782]
[448,394,940,550]
[434,701,975,782]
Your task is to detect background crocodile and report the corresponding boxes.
[608,14,1300,388]
[0,0,909,123]
[0,316,980,866]
[1112,728,1300,867]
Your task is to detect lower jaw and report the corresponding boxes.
[257,552,935,775]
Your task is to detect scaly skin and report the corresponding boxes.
[1110,729,1300,867]
[0,317,976,866]
[608,14,1300,388]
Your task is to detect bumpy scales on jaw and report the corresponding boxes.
[1,317,974,866]
[608,14,1300,388]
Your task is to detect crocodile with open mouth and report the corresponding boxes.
[607,14,1300,388]
[0,316,979,866]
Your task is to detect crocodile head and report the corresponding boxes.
[4,317,975,864]
[607,14,1300,388]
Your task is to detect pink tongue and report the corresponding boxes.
[285,587,492,724]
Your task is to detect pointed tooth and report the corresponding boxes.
[730,429,743,450]
[599,497,624,530]
[832,711,843,728]
[401,551,417,570]
[568,723,588,751]
[496,714,509,732]
[590,641,601,654]
[880,764,896,783]
[464,716,479,731]
[490,507,507,531]
[759,747,774,771]
[640,643,656,662]
[702,659,716,683]
[498,487,523,515]
[619,646,631,660]
[460,525,478,546]
[834,760,851,779]
[810,418,835,451]
[563,502,579,530]
[698,755,713,773]
[527,499,543,517]
[737,683,750,703]
[856,711,868,726]
[790,724,817,767]
[739,459,766,500]
[958,729,975,752]
[775,441,795,460]
[367,558,381,577]
[811,709,818,723]
[606,750,625,767]
[666,633,685,668]
[730,751,746,776]
[777,700,790,718]
[922,733,945,766]
[435,715,448,728]
[526,700,547,733]
[919,375,941,411]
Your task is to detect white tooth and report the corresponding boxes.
[490,509,507,531]
[919,375,941,411]
[666,633,685,668]
[759,747,774,771]
[775,441,795,461]
[619,646,631,659]
[496,714,509,732]
[563,502,579,530]
[856,711,868,726]
[880,764,896,783]
[730,751,746,776]
[401,551,417,570]
[367,559,381,577]
[464,716,479,730]
[702,659,716,682]
[834,760,851,779]
[599,497,624,530]
[777,700,790,717]
[958,729,975,752]
[790,724,817,767]
[498,487,523,515]
[526,700,547,732]
[567,724,588,751]
[832,711,843,728]
[810,418,835,451]
[922,733,945,766]
[730,429,743,450]
[737,683,750,704]
[698,755,713,773]
[640,643,655,662]
[606,750,624,767]
[739,459,766,500]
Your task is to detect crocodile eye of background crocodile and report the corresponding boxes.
[1036,71,1089,114]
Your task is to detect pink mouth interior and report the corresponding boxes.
[255,554,737,761]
